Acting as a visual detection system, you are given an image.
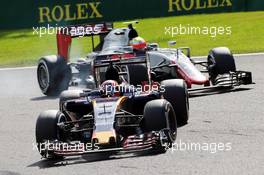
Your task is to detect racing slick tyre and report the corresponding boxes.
[208,47,236,84]
[127,64,148,86]
[161,79,189,126]
[143,99,177,153]
[37,55,71,96]
[36,110,66,159]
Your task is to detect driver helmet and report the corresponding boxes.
[100,80,120,97]
[129,37,147,50]
[105,66,120,83]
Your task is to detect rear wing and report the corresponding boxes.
[57,23,113,61]
[93,55,151,87]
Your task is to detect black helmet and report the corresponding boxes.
[105,66,120,82]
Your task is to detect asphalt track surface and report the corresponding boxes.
[0,54,263,175]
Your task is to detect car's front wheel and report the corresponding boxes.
[142,99,177,153]
[161,79,189,126]
[35,110,66,159]
[208,47,236,85]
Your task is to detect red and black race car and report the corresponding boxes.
[37,22,253,96]
[35,55,189,159]
[37,23,113,96]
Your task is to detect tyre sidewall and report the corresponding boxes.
[161,79,189,126]
[143,99,177,142]
[208,47,236,82]
[37,56,71,96]
[35,110,65,158]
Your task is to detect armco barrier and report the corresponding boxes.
[0,0,263,29]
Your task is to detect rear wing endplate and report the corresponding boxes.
[57,23,113,61]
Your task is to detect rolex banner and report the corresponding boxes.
[0,0,263,29]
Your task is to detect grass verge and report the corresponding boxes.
[0,11,263,67]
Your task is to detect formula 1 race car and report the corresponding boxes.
[147,45,253,93]
[37,22,253,96]
[37,23,113,96]
[37,22,146,96]
[35,55,189,159]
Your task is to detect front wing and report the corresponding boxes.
[40,131,168,158]
[188,71,253,93]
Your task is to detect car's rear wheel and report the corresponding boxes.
[161,79,189,126]
[37,56,71,96]
[142,99,177,153]
[35,110,66,159]
[208,47,236,85]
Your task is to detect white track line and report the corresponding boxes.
[0,52,263,71]
[0,66,36,71]
[234,52,264,57]
[192,52,264,59]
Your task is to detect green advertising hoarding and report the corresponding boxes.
[0,0,263,29]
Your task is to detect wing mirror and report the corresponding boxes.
[169,64,178,68]
[150,71,157,81]
[178,47,191,58]
[122,46,133,52]
[168,41,176,47]
[147,43,159,50]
